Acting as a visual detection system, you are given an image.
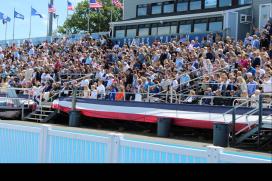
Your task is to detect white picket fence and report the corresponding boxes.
[0,123,271,163]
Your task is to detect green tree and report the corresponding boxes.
[58,0,122,34]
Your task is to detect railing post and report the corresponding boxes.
[109,133,123,163]
[231,107,236,146]
[170,86,173,104]
[258,94,263,147]
[21,102,25,121]
[147,86,150,102]
[38,124,52,163]
[206,145,224,163]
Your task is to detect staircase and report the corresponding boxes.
[24,102,57,123]
[224,95,272,149]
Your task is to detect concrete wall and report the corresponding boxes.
[124,0,167,20]
[252,0,272,29]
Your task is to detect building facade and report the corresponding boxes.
[111,0,271,43]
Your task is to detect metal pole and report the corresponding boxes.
[5,22,8,44]
[66,0,68,18]
[29,7,32,39]
[98,9,100,32]
[111,9,113,23]
[48,0,54,36]
[72,87,77,110]
[258,94,263,147]
[147,86,150,102]
[13,8,15,41]
[231,107,236,146]
[170,86,173,104]
[57,15,59,28]
[87,8,90,33]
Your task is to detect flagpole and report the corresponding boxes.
[29,7,32,39]
[5,22,8,44]
[98,9,100,32]
[13,8,16,41]
[111,9,113,23]
[66,0,68,19]
[47,0,49,36]
[87,8,90,33]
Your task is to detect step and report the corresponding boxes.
[35,110,54,113]
[30,114,49,117]
[38,105,52,109]
[24,117,44,121]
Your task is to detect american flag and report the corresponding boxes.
[112,0,123,9]
[48,3,56,13]
[67,1,74,11]
[89,0,103,9]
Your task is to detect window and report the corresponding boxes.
[190,0,202,10]
[115,30,125,38]
[238,0,252,5]
[137,4,148,16]
[163,1,174,13]
[177,0,188,12]
[152,3,162,15]
[205,0,217,9]
[194,20,207,33]
[209,18,223,32]
[139,25,150,37]
[126,26,137,38]
[115,27,125,38]
[170,25,178,34]
[179,21,192,34]
[151,24,158,35]
[158,26,170,35]
[219,0,232,7]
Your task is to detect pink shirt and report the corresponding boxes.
[239,59,249,68]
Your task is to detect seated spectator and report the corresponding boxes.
[182,90,197,104]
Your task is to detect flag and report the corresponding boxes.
[53,13,59,19]
[89,0,103,9]
[14,10,24,20]
[67,1,74,11]
[0,12,4,20]
[48,3,56,13]
[112,0,123,9]
[31,7,44,18]
[2,15,11,24]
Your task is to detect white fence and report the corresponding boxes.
[0,123,271,163]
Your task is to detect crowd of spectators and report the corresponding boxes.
[0,18,271,107]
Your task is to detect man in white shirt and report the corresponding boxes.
[80,78,90,88]
[97,80,106,99]
[106,74,114,89]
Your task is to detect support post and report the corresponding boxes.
[69,87,80,127]
[206,145,224,163]
[38,125,52,163]
[109,133,123,163]
[72,87,77,110]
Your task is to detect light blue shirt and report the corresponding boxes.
[247,81,258,96]
[180,74,190,86]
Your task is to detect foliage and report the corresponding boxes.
[58,0,122,34]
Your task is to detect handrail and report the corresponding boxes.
[223,99,252,123]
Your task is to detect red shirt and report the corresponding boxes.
[239,59,249,68]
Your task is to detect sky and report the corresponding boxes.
[0,0,85,41]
